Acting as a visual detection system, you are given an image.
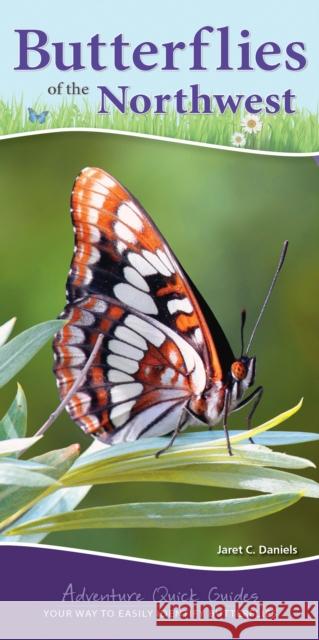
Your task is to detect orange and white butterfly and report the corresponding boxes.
[53,168,285,454]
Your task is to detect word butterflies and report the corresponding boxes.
[53,167,287,455]
[28,108,49,124]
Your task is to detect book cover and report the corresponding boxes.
[0,1,318,638]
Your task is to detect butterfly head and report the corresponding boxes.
[230,355,256,389]
[228,308,256,391]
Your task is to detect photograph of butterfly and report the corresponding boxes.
[53,167,288,457]
[28,107,49,124]
[0,131,317,561]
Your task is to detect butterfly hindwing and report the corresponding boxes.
[54,167,233,442]
[54,293,207,441]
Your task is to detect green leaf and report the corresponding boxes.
[68,443,314,489]
[114,464,319,498]
[3,487,92,542]
[0,458,52,472]
[0,319,64,388]
[67,401,305,485]
[181,430,319,447]
[6,493,302,534]
[0,444,81,527]
[214,399,303,446]
[0,318,16,347]
[0,459,56,487]
[32,444,81,479]
[63,448,319,499]
[0,384,27,440]
[0,486,44,528]
[0,442,96,542]
[0,436,41,456]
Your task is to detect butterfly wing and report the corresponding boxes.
[38,111,49,124]
[28,108,37,123]
[53,167,234,442]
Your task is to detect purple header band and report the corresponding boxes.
[0,545,318,602]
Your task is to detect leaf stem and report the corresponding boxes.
[34,333,104,438]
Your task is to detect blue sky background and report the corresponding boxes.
[0,0,318,111]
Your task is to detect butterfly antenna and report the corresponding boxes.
[240,309,246,358]
[246,241,289,354]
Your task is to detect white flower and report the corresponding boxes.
[231,132,246,147]
[241,114,263,134]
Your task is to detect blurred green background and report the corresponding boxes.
[0,132,318,566]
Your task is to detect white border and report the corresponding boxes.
[0,127,318,157]
[0,542,318,572]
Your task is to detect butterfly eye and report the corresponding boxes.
[231,360,247,381]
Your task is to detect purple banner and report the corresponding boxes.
[0,545,318,603]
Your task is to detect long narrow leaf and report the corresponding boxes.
[68,444,314,490]
[0,461,56,487]
[63,459,319,498]
[2,487,92,543]
[122,464,319,497]
[0,436,41,456]
[0,320,64,387]
[215,399,303,446]
[0,318,16,347]
[0,443,97,542]
[0,384,27,440]
[0,445,81,526]
[69,401,304,477]
[180,430,319,447]
[6,493,302,534]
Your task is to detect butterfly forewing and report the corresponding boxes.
[53,167,231,442]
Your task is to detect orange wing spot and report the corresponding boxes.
[73,221,99,243]
[97,411,114,433]
[139,220,162,251]
[54,344,69,365]
[176,312,198,333]
[55,366,77,395]
[82,297,98,310]
[99,318,113,333]
[95,388,108,407]
[67,308,82,324]
[109,306,124,321]
[92,305,124,334]
[72,262,90,287]
[68,392,91,419]
[81,411,113,435]
[95,211,116,236]
[133,389,164,413]
[163,340,184,371]
[138,344,173,377]
[80,415,100,434]
[89,366,105,387]
[55,325,71,344]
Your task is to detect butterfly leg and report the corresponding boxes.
[155,411,187,458]
[234,385,264,443]
[223,388,233,456]
[246,385,264,443]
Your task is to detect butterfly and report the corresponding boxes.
[53,167,287,455]
[28,108,49,124]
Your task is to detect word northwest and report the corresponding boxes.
[14,27,307,115]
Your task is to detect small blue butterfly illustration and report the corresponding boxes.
[28,108,49,124]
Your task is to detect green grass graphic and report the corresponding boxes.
[0,98,319,152]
